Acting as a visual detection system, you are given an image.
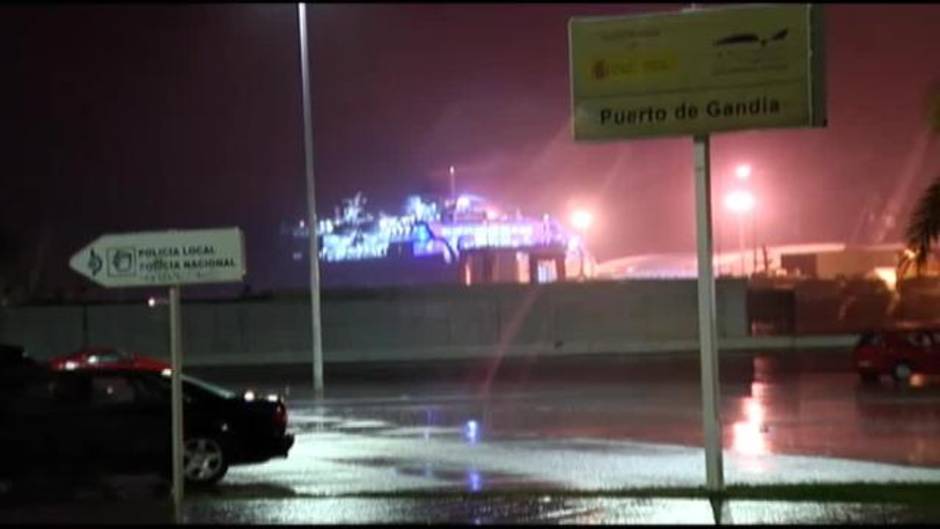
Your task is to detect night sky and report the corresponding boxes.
[3,3,940,294]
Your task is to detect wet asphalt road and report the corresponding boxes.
[232,348,940,470]
[5,349,940,523]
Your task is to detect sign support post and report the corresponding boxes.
[569,4,824,493]
[68,227,246,524]
[693,134,723,492]
[169,284,184,523]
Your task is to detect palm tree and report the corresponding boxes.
[902,86,940,272]
[906,179,940,270]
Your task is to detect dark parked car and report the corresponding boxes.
[0,344,46,400]
[0,364,293,487]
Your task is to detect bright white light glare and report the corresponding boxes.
[64,361,78,371]
[733,421,766,455]
[244,390,256,402]
[88,356,99,365]
[266,394,279,402]
[725,190,755,214]
[873,266,898,290]
[161,368,172,377]
[735,164,752,180]
[733,397,767,455]
[147,297,156,308]
[456,196,471,210]
[464,420,479,444]
[467,470,482,492]
[570,209,594,232]
[745,400,764,423]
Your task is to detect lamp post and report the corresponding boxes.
[570,209,594,279]
[724,189,755,276]
[297,3,323,398]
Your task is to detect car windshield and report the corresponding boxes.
[92,350,125,362]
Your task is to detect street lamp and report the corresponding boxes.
[570,209,594,232]
[725,189,755,214]
[724,189,755,276]
[297,3,324,398]
[570,209,594,279]
[735,164,752,181]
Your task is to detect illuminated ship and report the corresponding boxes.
[289,192,595,286]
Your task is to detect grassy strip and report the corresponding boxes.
[192,482,940,505]
[721,483,940,504]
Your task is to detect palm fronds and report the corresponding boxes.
[906,177,940,269]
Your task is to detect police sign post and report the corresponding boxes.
[70,227,246,523]
[569,4,825,492]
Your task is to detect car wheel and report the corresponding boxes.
[183,437,228,486]
[893,362,913,383]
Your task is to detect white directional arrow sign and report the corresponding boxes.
[69,226,246,522]
[69,227,246,288]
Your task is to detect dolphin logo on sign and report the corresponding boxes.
[88,248,103,277]
[714,28,788,47]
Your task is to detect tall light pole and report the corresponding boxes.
[735,164,759,274]
[717,164,750,276]
[298,3,324,398]
[449,165,456,200]
[724,189,755,276]
[570,208,594,279]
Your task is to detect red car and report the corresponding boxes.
[49,347,170,372]
[854,329,940,383]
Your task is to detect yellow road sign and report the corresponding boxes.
[569,4,825,141]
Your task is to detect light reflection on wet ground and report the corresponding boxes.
[285,351,940,469]
[7,350,940,523]
[183,496,715,525]
[201,349,940,501]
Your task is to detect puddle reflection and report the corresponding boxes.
[732,382,768,455]
[464,420,480,444]
[312,352,940,469]
[466,469,482,492]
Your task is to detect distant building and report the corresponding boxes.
[779,245,901,279]
[596,242,904,284]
